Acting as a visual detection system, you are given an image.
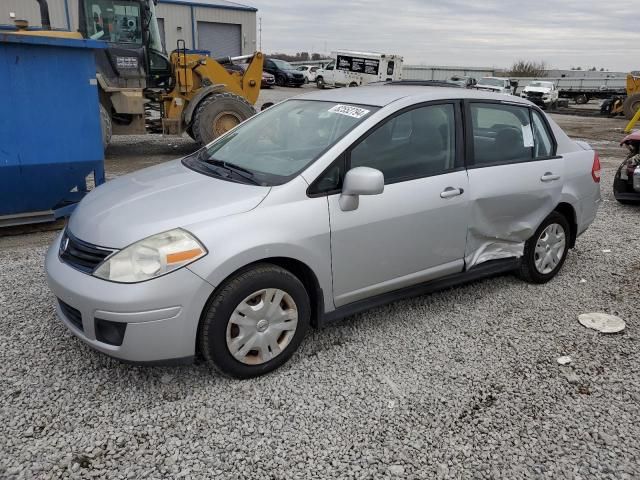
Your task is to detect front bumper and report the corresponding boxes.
[45,232,215,363]
[287,77,305,86]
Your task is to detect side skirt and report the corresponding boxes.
[319,258,520,326]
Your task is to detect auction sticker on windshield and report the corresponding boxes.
[329,104,371,119]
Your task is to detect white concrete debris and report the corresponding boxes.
[578,313,626,334]
[557,356,573,365]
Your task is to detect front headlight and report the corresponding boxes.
[94,228,207,283]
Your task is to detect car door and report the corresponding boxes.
[324,62,336,84]
[464,101,564,267]
[326,102,470,307]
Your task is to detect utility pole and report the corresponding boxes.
[259,17,262,51]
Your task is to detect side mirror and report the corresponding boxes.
[339,167,384,211]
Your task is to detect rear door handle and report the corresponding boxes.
[440,187,464,199]
[541,172,561,182]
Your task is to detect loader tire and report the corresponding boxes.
[623,93,640,120]
[192,93,256,146]
[100,104,112,148]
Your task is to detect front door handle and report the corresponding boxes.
[440,187,464,199]
[541,172,561,182]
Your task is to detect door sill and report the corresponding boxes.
[320,258,520,326]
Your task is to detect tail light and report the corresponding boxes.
[592,152,601,183]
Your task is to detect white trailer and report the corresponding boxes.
[315,50,403,88]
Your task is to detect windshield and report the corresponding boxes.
[271,59,294,70]
[185,100,378,186]
[478,78,504,87]
[83,0,143,44]
[529,81,553,88]
[146,0,164,52]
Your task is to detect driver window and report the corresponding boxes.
[350,104,457,184]
[326,63,334,71]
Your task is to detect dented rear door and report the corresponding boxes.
[464,102,564,268]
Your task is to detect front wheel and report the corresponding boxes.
[517,212,570,284]
[316,77,325,89]
[276,75,286,87]
[198,264,310,379]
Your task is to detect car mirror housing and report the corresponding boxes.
[339,167,384,211]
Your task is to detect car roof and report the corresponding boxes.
[296,85,531,108]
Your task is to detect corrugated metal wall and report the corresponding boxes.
[0,1,256,55]
[2,0,70,29]
[156,3,193,51]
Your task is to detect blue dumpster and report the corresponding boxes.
[0,33,107,227]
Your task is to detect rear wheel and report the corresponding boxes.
[623,93,640,119]
[575,94,589,105]
[349,82,358,88]
[198,264,310,378]
[99,104,112,148]
[191,92,255,146]
[517,211,570,284]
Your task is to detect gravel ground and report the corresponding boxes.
[1,99,639,479]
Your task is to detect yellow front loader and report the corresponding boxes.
[12,0,264,147]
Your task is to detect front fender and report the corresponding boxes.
[185,178,334,313]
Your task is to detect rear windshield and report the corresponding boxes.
[184,100,378,186]
[478,78,504,87]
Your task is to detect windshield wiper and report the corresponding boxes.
[203,158,260,185]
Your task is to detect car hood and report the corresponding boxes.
[68,159,270,248]
[523,86,552,93]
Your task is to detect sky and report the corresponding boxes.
[246,0,636,72]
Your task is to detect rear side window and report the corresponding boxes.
[350,104,457,184]
[531,110,555,157]
[470,103,534,165]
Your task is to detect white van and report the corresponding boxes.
[315,50,403,88]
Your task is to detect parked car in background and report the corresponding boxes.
[296,65,319,84]
[521,81,559,109]
[449,75,477,88]
[315,50,403,88]
[46,86,601,378]
[614,131,640,204]
[475,76,517,95]
[264,58,305,87]
[226,63,275,89]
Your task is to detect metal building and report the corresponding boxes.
[1,0,257,56]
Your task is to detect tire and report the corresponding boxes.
[316,77,325,89]
[99,104,112,148]
[276,75,286,87]
[623,93,640,119]
[349,82,358,88]
[517,211,570,284]
[191,92,256,146]
[198,264,310,379]
[304,77,309,84]
[575,94,589,105]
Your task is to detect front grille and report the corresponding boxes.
[293,73,303,79]
[58,299,83,331]
[59,231,114,274]
[526,91,544,97]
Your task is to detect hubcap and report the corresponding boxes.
[534,223,566,274]
[226,289,298,365]
[212,111,242,137]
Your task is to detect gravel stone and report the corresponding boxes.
[0,111,639,479]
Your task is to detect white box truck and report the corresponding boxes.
[315,50,403,88]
